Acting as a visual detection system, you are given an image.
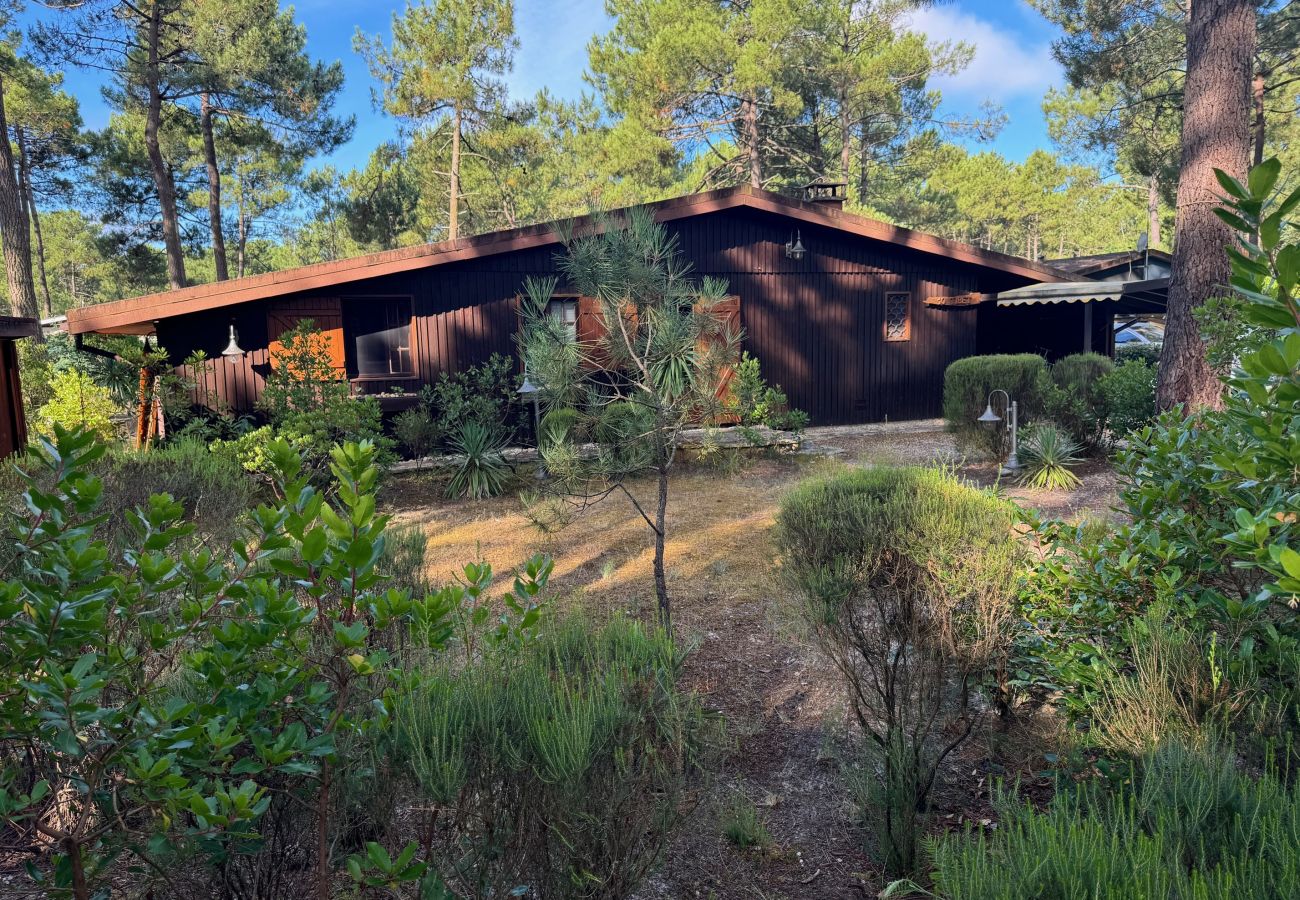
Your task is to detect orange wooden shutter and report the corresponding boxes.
[575,295,610,370]
[267,298,346,376]
[705,295,742,409]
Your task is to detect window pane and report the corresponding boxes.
[547,299,578,339]
[352,299,413,376]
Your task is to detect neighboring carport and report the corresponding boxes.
[984,277,1168,358]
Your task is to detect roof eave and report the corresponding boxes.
[67,186,1072,335]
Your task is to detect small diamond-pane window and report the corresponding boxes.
[884,291,911,341]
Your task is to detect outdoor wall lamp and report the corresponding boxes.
[221,323,244,363]
[784,230,806,260]
[978,389,1022,474]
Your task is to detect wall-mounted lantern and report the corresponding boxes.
[221,324,244,363]
[784,230,806,261]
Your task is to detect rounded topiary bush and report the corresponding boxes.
[943,354,1049,457]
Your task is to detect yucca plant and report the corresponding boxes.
[446,421,510,499]
[1017,423,1084,490]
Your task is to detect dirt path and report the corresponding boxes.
[383,427,1117,898]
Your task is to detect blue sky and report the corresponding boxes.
[24,0,1064,173]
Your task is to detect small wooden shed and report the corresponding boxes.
[0,317,39,459]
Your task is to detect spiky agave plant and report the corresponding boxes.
[447,421,510,499]
[1017,423,1084,490]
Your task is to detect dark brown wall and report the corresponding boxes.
[160,207,1039,425]
[0,340,27,458]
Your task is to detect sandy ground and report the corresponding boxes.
[380,424,1117,900]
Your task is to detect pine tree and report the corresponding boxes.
[356,0,516,241]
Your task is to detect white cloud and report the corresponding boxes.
[905,5,1062,103]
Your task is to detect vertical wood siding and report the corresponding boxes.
[158,208,1038,425]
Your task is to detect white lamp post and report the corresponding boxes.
[978,389,1021,474]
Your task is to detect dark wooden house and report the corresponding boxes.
[0,317,39,459]
[66,185,1129,426]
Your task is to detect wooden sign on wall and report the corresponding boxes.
[924,292,989,308]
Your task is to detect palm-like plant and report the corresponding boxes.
[1017,423,1084,490]
[446,421,510,499]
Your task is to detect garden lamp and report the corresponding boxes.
[518,374,542,445]
[977,389,1021,474]
[221,324,244,363]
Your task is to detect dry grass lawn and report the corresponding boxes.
[380,426,1118,899]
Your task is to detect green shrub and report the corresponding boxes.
[775,466,1025,875]
[98,437,257,549]
[1098,359,1157,439]
[1115,342,1162,367]
[1019,159,1300,734]
[446,420,510,499]
[212,400,392,487]
[1044,352,1113,450]
[36,368,121,443]
[943,354,1048,456]
[421,353,525,448]
[539,405,583,446]
[725,351,809,432]
[392,614,715,899]
[1017,423,1084,490]
[0,429,476,900]
[393,407,441,461]
[928,742,1300,900]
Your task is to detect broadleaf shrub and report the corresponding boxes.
[943,354,1048,456]
[1097,358,1157,439]
[0,428,472,899]
[1043,352,1113,450]
[1115,342,1162,367]
[36,368,121,442]
[724,351,809,432]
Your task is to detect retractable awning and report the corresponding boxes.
[996,277,1168,314]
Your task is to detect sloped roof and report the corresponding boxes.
[67,184,1073,335]
[1044,248,1172,277]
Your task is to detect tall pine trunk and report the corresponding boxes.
[0,74,40,328]
[200,93,229,281]
[1251,71,1266,167]
[449,102,462,240]
[143,2,187,290]
[1147,175,1162,248]
[16,128,53,316]
[653,461,671,635]
[1157,0,1254,412]
[839,84,852,182]
[742,93,761,188]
